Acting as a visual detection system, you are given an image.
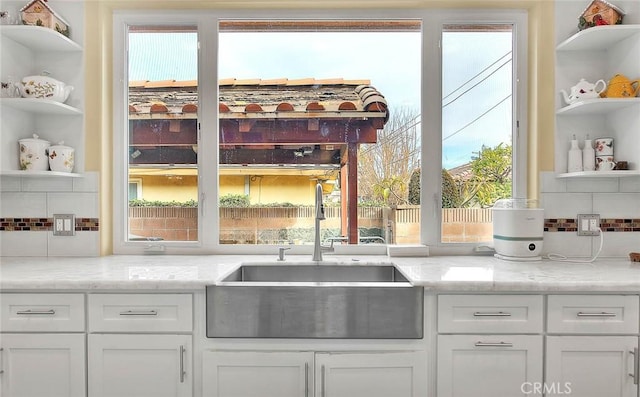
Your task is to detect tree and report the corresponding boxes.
[441,169,461,208]
[456,143,512,208]
[408,168,420,205]
[358,106,421,205]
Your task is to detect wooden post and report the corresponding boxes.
[347,143,358,244]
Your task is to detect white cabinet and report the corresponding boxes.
[437,334,543,397]
[88,334,192,397]
[202,351,313,397]
[437,295,544,397]
[0,293,86,397]
[202,350,425,397]
[546,294,640,397]
[0,333,86,397]
[87,294,193,397]
[315,351,426,397]
[554,2,640,177]
[0,1,84,177]
[546,336,637,397]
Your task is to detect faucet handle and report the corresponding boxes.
[278,247,291,261]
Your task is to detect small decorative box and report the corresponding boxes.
[579,0,625,31]
[20,0,70,37]
[630,252,640,262]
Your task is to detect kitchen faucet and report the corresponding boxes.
[312,183,333,261]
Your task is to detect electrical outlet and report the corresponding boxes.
[577,214,600,236]
[53,214,75,236]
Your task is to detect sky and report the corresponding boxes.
[129,28,513,170]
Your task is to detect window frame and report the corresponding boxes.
[112,9,528,255]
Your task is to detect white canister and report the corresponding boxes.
[48,142,75,172]
[19,134,50,171]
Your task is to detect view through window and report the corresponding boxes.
[441,24,514,243]
[119,15,523,250]
[217,20,422,246]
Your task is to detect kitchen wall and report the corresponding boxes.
[541,172,640,258]
[0,172,100,256]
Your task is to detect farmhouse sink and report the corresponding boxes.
[206,262,423,339]
[220,263,409,283]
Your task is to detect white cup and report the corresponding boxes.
[596,155,616,171]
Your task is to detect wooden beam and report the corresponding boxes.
[219,148,340,165]
[220,120,378,144]
[347,142,358,244]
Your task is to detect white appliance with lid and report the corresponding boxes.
[492,198,544,261]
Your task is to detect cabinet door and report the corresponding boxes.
[437,335,542,397]
[546,336,637,397]
[202,351,313,397]
[315,351,426,397]
[88,334,191,397]
[0,333,86,397]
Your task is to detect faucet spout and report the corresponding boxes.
[313,183,325,261]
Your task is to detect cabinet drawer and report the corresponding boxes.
[547,295,639,334]
[88,294,192,333]
[0,293,85,332]
[438,295,543,333]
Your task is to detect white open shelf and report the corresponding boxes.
[0,170,82,178]
[556,170,640,178]
[556,98,640,115]
[0,25,82,51]
[0,98,82,115]
[557,24,640,51]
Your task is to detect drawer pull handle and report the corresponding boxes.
[0,347,4,374]
[576,311,616,317]
[631,348,639,385]
[119,310,158,316]
[473,311,511,317]
[16,309,56,315]
[304,362,309,397]
[179,345,186,383]
[475,342,514,348]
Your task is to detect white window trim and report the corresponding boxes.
[112,9,528,256]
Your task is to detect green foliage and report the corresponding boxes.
[372,176,408,205]
[129,199,198,207]
[441,169,461,208]
[456,143,512,208]
[219,194,250,207]
[408,168,420,205]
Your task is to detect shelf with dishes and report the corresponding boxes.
[0,98,82,115]
[0,25,82,52]
[0,170,82,178]
[556,98,640,115]
[556,170,640,178]
[556,24,640,52]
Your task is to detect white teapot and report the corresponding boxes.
[18,71,74,103]
[560,78,606,105]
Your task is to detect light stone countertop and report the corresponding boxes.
[0,255,639,292]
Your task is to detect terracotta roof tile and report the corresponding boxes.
[128,78,387,125]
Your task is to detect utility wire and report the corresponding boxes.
[442,51,512,102]
[443,57,512,108]
[442,94,512,142]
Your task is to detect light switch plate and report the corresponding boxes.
[53,214,75,236]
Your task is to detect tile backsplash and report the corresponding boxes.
[0,172,99,256]
[540,172,640,258]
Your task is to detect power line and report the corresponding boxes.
[443,56,512,108]
[442,94,512,142]
[442,51,512,102]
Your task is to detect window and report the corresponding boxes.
[113,10,527,254]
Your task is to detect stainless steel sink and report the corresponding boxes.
[206,263,423,339]
[221,263,409,283]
